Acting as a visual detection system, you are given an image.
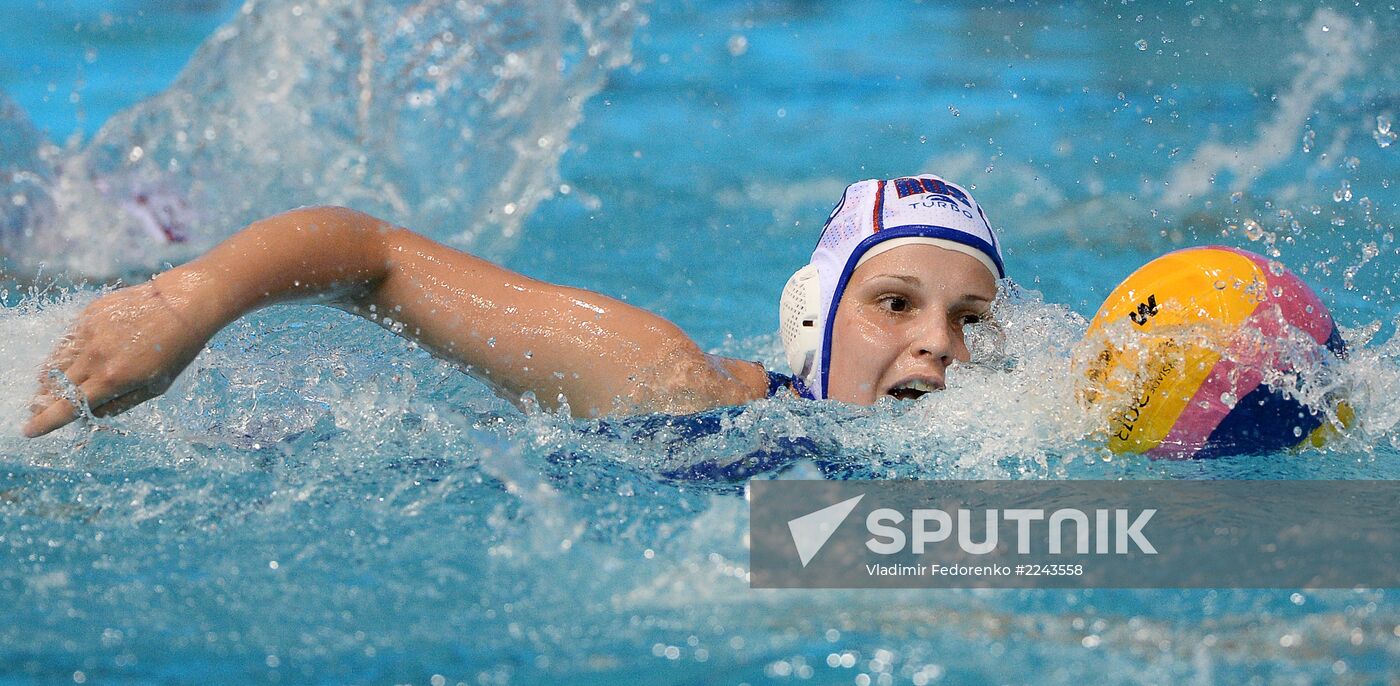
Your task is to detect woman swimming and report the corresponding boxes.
[22,173,1003,438]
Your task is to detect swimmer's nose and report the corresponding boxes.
[911,314,958,368]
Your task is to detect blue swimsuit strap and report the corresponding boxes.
[765,370,815,400]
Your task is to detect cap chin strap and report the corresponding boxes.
[778,264,824,394]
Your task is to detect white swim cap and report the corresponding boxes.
[778,174,1004,399]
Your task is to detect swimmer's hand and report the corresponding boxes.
[23,276,220,438]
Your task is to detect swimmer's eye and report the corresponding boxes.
[879,295,911,313]
[962,313,986,326]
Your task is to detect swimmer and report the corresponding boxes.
[22,173,1003,438]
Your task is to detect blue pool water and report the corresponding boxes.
[2,0,1400,683]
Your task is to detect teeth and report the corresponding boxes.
[892,379,939,393]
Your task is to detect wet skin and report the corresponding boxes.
[23,210,995,438]
[825,245,998,404]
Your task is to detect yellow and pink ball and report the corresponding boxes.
[1080,246,1350,458]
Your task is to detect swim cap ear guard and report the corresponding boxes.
[779,174,1005,400]
[779,264,823,381]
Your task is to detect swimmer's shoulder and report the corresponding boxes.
[690,356,811,406]
[709,357,813,401]
[698,356,770,404]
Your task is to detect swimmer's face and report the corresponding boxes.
[826,244,997,404]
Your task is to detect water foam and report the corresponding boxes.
[2,0,639,278]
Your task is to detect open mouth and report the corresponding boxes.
[886,379,940,401]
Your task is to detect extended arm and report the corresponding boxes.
[23,206,768,436]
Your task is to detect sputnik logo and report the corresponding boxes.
[787,494,865,567]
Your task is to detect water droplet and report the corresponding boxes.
[1135,39,1149,50]
[1242,218,1264,241]
[1333,180,1352,203]
[726,34,749,57]
[1268,260,1286,276]
[1374,114,1396,148]
[918,135,928,144]
[1230,191,1243,204]
[1213,280,1227,290]
[1220,391,1238,409]
[486,337,496,347]
[1302,129,1316,153]
[948,105,961,117]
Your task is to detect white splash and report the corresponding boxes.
[3,0,639,279]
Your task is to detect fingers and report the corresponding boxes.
[29,359,90,422]
[22,375,130,439]
[91,387,160,419]
[27,326,101,437]
[22,396,81,438]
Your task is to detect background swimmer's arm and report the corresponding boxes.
[24,206,768,436]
